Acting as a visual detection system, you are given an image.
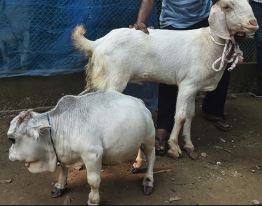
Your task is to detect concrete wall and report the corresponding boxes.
[0,72,86,111]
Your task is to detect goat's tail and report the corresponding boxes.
[72,25,96,56]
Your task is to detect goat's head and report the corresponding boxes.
[209,0,258,40]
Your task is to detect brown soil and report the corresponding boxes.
[0,95,262,205]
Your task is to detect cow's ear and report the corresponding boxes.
[31,125,51,140]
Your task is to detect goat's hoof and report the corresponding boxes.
[51,186,66,198]
[184,147,198,160]
[184,145,198,160]
[167,149,180,159]
[87,200,99,205]
[143,185,154,195]
[130,161,143,174]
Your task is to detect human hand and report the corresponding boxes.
[129,22,149,34]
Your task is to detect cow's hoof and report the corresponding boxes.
[143,177,154,195]
[143,185,153,195]
[51,187,65,198]
[130,166,139,174]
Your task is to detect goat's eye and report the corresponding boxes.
[223,5,232,10]
[9,137,16,144]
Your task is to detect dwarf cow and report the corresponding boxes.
[8,91,155,205]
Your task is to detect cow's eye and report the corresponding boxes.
[9,137,16,144]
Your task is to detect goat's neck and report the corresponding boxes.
[208,28,227,47]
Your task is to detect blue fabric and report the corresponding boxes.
[0,0,158,77]
[160,0,212,28]
[0,0,159,110]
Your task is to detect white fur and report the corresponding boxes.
[8,91,155,205]
[72,0,258,158]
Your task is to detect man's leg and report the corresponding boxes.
[156,83,178,155]
[202,69,232,131]
[250,1,262,97]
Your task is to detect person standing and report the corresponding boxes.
[250,0,262,97]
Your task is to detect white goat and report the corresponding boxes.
[72,0,258,159]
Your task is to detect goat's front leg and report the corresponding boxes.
[51,166,68,198]
[168,86,197,159]
[182,95,198,159]
[82,151,102,205]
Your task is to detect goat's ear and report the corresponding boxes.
[208,4,230,40]
[31,125,51,140]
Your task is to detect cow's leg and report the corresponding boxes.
[168,86,197,159]
[82,152,102,205]
[51,166,68,198]
[131,148,144,174]
[142,140,155,195]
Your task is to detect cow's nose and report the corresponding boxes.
[249,18,258,27]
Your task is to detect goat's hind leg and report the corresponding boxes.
[131,148,144,174]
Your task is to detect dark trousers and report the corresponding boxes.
[250,1,262,82]
[156,19,231,132]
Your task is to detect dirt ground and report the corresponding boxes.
[0,94,262,205]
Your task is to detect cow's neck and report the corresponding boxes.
[47,113,61,166]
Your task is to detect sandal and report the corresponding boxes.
[155,136,168,156]
[202,112,232,132]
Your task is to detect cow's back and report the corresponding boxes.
[49,91,154,165]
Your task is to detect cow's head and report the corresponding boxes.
[7,110,56,173]
[209,0,258,40]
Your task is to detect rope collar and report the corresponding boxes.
[47,114,61,166]
[209,28,226,46]
[209,29,244,72]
